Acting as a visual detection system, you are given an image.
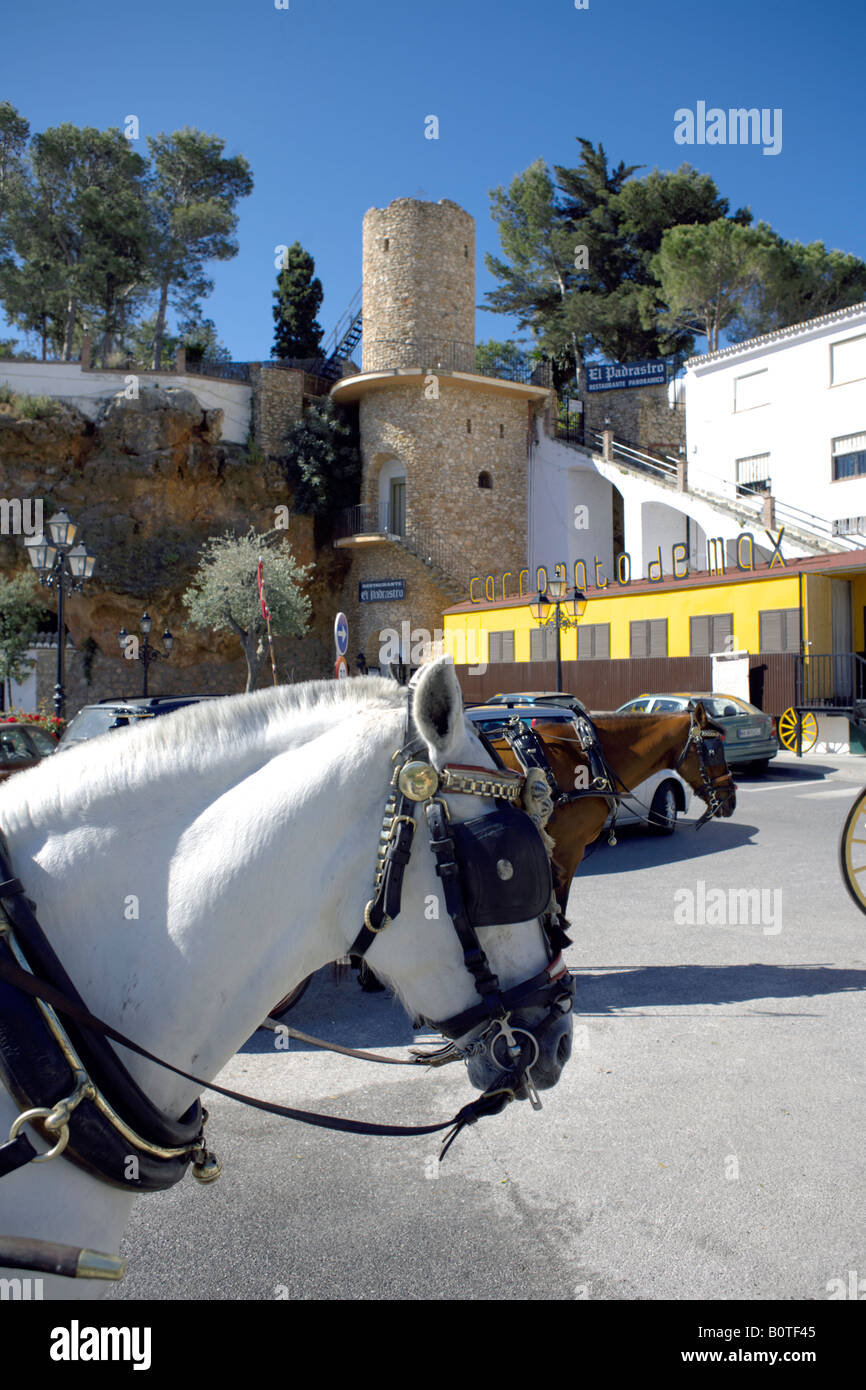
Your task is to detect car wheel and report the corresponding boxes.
[649,782,678,834]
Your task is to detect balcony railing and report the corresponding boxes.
[336,504,478,591]
[357,339,551,386]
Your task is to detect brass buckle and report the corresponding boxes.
[8,1070,92,1164]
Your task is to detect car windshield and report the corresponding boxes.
[698,697,751,718]
[59,708,136,744]
[26,727,58,755]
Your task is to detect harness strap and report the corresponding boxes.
[0,953,510,1152]
[0,1129,38,1178]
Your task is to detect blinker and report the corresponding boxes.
[398,761,440,801]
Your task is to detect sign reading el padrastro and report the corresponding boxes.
[584,360,667,392]
[359,579,406,603]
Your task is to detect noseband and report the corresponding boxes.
[347,700,576,1115]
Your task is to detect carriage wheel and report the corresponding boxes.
[839,789,866,914]
[778,708,818,753]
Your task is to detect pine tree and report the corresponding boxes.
[271,243,324,360]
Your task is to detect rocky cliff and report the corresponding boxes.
[0,385,347,707]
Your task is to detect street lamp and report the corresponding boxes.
[25,509,96,720]
[117,612,174,697]
[529,578,587,693]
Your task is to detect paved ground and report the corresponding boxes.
[109,752,866,1302]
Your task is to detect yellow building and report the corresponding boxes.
[442,549,866,747]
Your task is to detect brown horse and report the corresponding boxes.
[491,707,737,917]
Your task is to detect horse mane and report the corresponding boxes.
[0,676,407,835]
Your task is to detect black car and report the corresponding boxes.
[482,690,590,716]
[57,695,220,749]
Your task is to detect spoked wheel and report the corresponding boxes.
[269,974,314,1020]
[778,708,818,754]
[840,789,866,914]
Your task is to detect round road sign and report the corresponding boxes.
[334,612,349,657]
[335,656,349,680]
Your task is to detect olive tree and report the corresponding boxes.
[183,529,311,691]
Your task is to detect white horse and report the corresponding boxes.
[0,657,572,1298]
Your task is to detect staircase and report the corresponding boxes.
[557,426,861,557]
[336,504,485,601]
[321,288,362,379]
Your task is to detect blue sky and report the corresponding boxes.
[2,0,865,359]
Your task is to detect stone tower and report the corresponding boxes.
[361,199,475,370]
[333,197,551,672]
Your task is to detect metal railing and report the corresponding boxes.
[583,429,862,551]
[336,504,479,590]
[185,359,253,382]
[358,338,551,386]
[796,653,866,712]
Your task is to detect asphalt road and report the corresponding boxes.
[108,752,866,1303]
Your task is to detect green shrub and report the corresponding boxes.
[15,394,60,420]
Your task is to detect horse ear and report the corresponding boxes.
[692,700,708,726]
[412,656,464,760]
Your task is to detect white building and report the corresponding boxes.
[527,303,866,589]
[683,301,866,541]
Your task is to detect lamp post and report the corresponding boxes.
[25,509,96,720]
[117,613,174,697]
[528,576,587,693]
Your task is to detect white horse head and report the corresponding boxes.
[0,655,572,1296]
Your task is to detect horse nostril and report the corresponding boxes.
[557,1033,571,1066]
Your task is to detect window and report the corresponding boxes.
[833,516,866,536]
[759,608,800,653]
[499,423,504,438]
[388,476,406,535]
[467,419,472,434]
[477,470,492,489]
[831,335,866,386]
[690,613,733,656]
[653,698,685,712]
[488,631,515,663]
[736,453,771,496]
[734,370,769,412]
[630,619,667,657]
[530,627,557,661]
[577,623,610,660]
[832,433,866,481]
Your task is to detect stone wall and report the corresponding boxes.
[338,541,454,670]
[580,382,685,457]
[249,365,305,456]
[359,378,529,582]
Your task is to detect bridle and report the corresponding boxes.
[674,712,737,827]
[0,689,575,1280]
[346,695,576,1117]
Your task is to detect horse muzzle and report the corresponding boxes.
[464,976,576,1099]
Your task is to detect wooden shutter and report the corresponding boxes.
[649,619,668,656]
[630,621,648,658]
[489,630,514,663]
[690,616,711,656]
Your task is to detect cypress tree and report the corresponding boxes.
[272,242,324,360]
